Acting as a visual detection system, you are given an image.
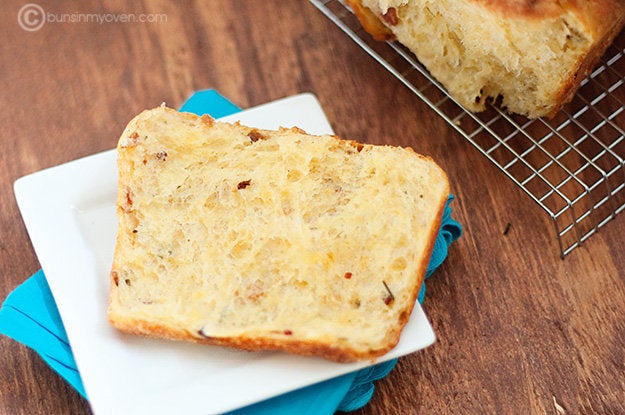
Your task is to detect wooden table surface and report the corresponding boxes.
[2,1,625,414]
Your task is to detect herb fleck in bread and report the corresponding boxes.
[346,0,625,118]
[108,106,449,362]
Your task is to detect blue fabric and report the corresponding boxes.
[0,89,462,414]
[0,269,86,399]
[179,88,242,117]
[418,195,462,304]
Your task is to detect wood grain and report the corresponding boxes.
[2,1,625,414]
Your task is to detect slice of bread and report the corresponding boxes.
[108,105,449,362]
[346,0,625,118]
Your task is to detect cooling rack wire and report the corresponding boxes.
[310,0,625,258]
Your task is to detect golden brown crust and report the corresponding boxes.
[387,164,448,340]
[109,311,394,363]
[357,0,625,22]
[345,0,395,41]
[469,0,565,18]
[548,3,625,117]
[350,0,625,40]
[470,0,625,28]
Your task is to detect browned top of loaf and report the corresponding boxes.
[476,0,625,33]
[352,0,625,39]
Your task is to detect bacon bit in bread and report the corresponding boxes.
[122,131,141,148]
[245,284,264,301]
[237,180,251,190]
[200,114,214,126]
[112,271,119,286]
[126,190,133,206]
[284,330,293,335]
[290,126,307,135]
[155,151,168,161]
[122,187,134,212]
[248,129,265,142]
[344,272,353,279]
[382,280,395,305]
[382,7,399,25]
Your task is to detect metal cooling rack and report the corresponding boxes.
[310,0,625,258]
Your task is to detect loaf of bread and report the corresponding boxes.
[346,0,625,118]
[108,106,449,362]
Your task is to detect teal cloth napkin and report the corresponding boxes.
[0,89,462,414]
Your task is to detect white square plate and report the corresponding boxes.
[14,93,436,415]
